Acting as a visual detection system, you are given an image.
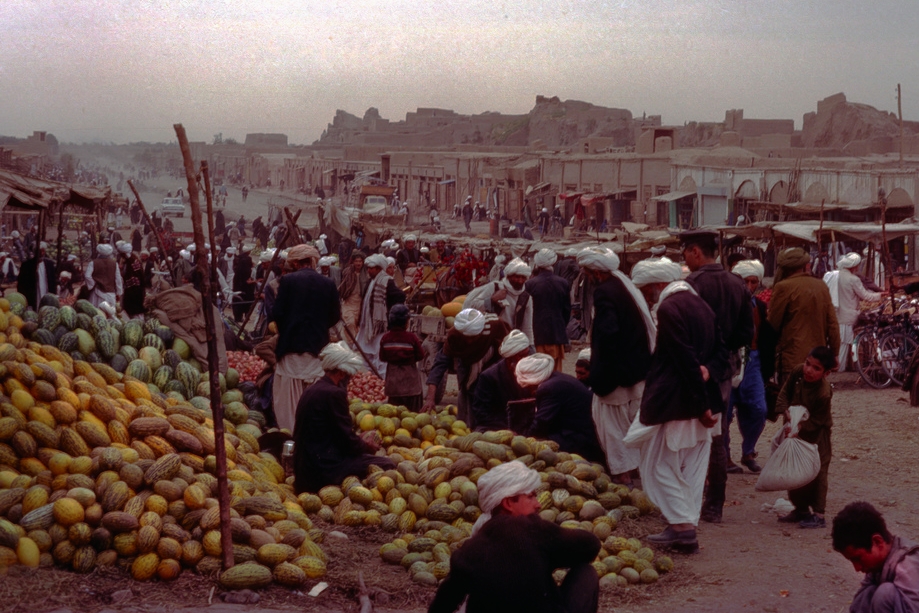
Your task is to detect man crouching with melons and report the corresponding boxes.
[428,461,600,613]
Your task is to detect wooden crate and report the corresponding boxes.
[409,315,446,340]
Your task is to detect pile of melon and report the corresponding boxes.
[419,294,467,330]
[0,292,329,589]
[297,400,673,589]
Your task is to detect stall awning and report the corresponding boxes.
[558,192,585,200]
[438,179,455,185]
[651,190,696,201]
[580,193,608,206]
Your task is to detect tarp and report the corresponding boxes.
[707,221,919,244]
[580,193,607,206]
[651,190,696,201]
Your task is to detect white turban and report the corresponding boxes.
[577,348,591,362]
[565,247,579,257]
[731,259,765,281]
[504,258,531,277]
[533,248,557,269]
[577,246,620,273]
[179,249,190,261]
[242,244,254,253]
[499,330,530,358]
[187,243,196,252]
[420,247,430,253]
[319,341,365,375]
[631,258,683,287]
[279,249,289,261]
[837,253,861,270]
[494,254,507,265]
[471,461,542,535]
[259,249,275,263]
[650,245,667,256]
[365,254,388,269]
[117,243,132,255]
[39,241,48,250]
[515,353,555,387]
[226,247,237,255]
[11,231,19,238]
[403,234,417,242]
[386,256,396,268]
[318,256,335,267]
[97,244,114,257]
[453,308,486,336]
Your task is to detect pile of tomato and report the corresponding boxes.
[227,350,267,383]
[347,371,387,403]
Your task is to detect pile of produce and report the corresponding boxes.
[0,291,329,589]
[295,400,673,588]
[419,293,467,330]
[226,351,266,384]
[346,372,386,403]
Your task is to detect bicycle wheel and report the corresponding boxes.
[853,330,891,389]
[878,332,919,387]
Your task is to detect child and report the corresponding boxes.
[775,345,834,528]
[378,304,425,412]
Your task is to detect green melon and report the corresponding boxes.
[31,328,55,346]
[96,328,117,360]
[110,354,129,373]
[38,306,60,330]
[163,380,186,396]
[225,368,240,389]
[125,359,152,383]
[175,362,199,396]
[90,315,108,337]
[121,321,143,349]
[8,302,23,316]
[142,333,165,352]
[143,317,161,335]
[58,306,77,330]
[162,349,182,370]
[75,313,93,331]
[74,299,98,317]
[119,345,139,362]
[155,326,174,346]
[225,402,248,425]
[39,293,60,308]
[52,325,69,344]
[152,365,173,390]
[74,329,95,356]
[172,338,191,360]
[138,346,162,372]
[22,309,38,323]
[189,396,210,412]
[5,291,27,309]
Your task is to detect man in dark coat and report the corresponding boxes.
[470,330,531,432]
[214,209,225,237]
[637,272,726,553]
[270,243,341,432]
[578,246,655,484]
[514,353,605,466]
[395,234,421,272]
[525,249,571,371]
[17,242,57,308]
[231,246,254,323]
[682,230,753,523]
[429,462,600,613]
[118,243,146,318]
[292,342,395,494]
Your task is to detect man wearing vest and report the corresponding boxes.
[464,257,534,346]
[83,243,123,308]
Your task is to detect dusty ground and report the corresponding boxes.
[3,370,917,613]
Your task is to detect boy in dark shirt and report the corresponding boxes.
[379,304,424,412]
[775,345,834,528]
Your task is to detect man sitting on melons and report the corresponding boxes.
[429,461,600,613]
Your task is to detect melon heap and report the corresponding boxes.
[299,400,673,589]
[0,292,329,589]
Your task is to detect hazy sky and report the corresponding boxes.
[2,0,916,145]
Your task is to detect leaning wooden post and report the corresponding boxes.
[55,202,66,272]
[174,124,234,572]
[127,181,170,258]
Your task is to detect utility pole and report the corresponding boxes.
[898,83,904,166]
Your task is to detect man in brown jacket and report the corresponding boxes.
[767,248,840,385]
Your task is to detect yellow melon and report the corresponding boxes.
[440,302,463,318]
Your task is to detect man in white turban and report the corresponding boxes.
[470,329,532,431]
[725,259,771,474]
[526,251,571,371]
[357,252,406,377]
[270,243,341,432]
[465,258,534,345]
[83,243,123,308]
[577,246,657,484]
[423,308,509,422]
[291,342,395,494]
[514,354,605,464]
[487,254,507,282]
[575,348,591,387]
[630,263,724,553]
[834,252,883,371]
[318,255,341,286]
[396,234,420,272]
[430,461,600,613]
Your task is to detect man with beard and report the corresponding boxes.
[526,249,571,371]
[395,234,421,272]
[578,246,656,486]
[17,242,57,308]
[118,243,146,319]
[470,330,532,431]
[630,259,725,554]
[681,230,753,523]
[356,253,406,377]
[292,342,396,493]
[338,252,369,338]
[271,244,341,432]
[464,257,534,346]
[232,245,255,323]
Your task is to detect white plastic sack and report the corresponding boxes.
[755,405,821,492]
[623,412,659,448]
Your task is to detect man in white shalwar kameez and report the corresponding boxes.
[835,253,883,371]
[575,246,657,484]
[625,263,725,553]
[356,254,397,378]
[83,243,123,308]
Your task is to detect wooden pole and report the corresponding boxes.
[878,187,896,312]
[174,124,234,572]
[55,203,66,272]
[127,180,170,260]
[898,84,904,166]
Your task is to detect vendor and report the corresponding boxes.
[429,461,600,613]
[292,342,397,493]
[470,329,531,431]
[515,353,606,466]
